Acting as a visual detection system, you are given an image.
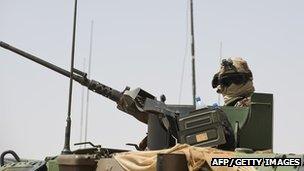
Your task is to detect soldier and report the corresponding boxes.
[212,57,255,107]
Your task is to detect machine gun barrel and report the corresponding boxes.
[0,41,122,102]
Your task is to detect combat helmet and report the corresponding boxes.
[212,57,255,106]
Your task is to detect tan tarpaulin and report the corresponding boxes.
[114,144,256,171]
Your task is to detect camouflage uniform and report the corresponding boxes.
[212,57,255,107]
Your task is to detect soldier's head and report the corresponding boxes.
[212,57,254,101]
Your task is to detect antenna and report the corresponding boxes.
[79,58,86,144]
[178,0,190,104]
[218,41,222,105]
[84,20,94,144]
[62,0,78,154]
[190,0,197,107]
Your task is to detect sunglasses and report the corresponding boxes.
[212,72,252,88]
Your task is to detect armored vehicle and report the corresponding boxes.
[1,41,303,171]
[1,0,304,170]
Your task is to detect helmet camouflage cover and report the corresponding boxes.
[212,57,255,106]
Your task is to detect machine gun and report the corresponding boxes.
[0,41,161,123]
[0,41,231,150]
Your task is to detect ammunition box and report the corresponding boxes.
[178,108,226,147]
